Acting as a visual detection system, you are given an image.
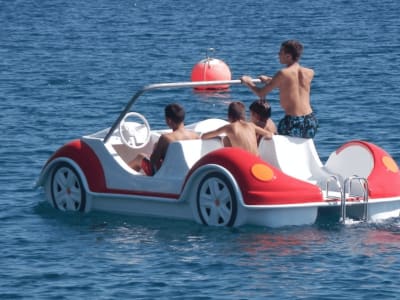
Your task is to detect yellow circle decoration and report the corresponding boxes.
[382,156,399,173]
[251,164,275,181]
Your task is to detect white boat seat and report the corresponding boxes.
[324,142,374,196]
[259,135,333,187]
[154,138,223,179]
[325,143,374,179]
[187,118,229,134]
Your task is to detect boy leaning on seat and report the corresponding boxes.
[201,101,274,157]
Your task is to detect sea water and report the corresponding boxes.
[1,0,400,299]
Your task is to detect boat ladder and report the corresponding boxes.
[341,176,369,223]
[325,175,342,200]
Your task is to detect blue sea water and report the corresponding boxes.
[1,0,400,299]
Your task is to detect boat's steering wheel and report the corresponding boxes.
[119,112,151,149]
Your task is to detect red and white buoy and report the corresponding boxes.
[191,48,232,90]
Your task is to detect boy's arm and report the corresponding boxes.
[150,135,169,170]
[254,125,274,139]
[201,125,228,140]
[241,72,282,99]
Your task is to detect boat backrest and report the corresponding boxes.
[259,135,324,183]
[188,118,229,134]
[324,142,374,179]
[154,138,223,179]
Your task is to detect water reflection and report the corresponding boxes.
[363,221,400,254]
[233,226,327,259]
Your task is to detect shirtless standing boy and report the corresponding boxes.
[241,40,318,139]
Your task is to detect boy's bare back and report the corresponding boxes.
[224,121,260,156]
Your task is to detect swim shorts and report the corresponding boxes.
[277,113,318,139]
[141,157,155,176]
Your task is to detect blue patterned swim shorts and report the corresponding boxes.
[278,113,318,139]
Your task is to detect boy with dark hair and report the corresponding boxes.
[129,103,199,175]
[249,99,277,144]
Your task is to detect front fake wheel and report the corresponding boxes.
[197,172,237,227]
[50,163,86,212]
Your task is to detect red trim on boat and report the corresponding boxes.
[337,140,400,198]
[192,148,323,205]
[104,188,179,199]
[47,139,107,192]
[47,140,180,198]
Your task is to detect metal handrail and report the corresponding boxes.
[325,175,342,199]
[103,79,261,143]
[341,175,369,223]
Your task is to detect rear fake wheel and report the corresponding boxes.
[197,172,237,227]
[50,163,86,212]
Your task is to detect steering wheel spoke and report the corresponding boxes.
[119,112,151,149]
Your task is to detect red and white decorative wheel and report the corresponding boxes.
[51,163,86,212]
[197,172,237,226]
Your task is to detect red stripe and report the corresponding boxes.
[104,188,180,199]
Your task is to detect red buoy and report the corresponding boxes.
[191,49,232,90]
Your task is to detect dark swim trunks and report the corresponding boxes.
[278,113,318,139]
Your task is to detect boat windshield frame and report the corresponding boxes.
[103,79,261,143]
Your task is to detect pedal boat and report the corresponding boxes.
[36,80,400,227]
